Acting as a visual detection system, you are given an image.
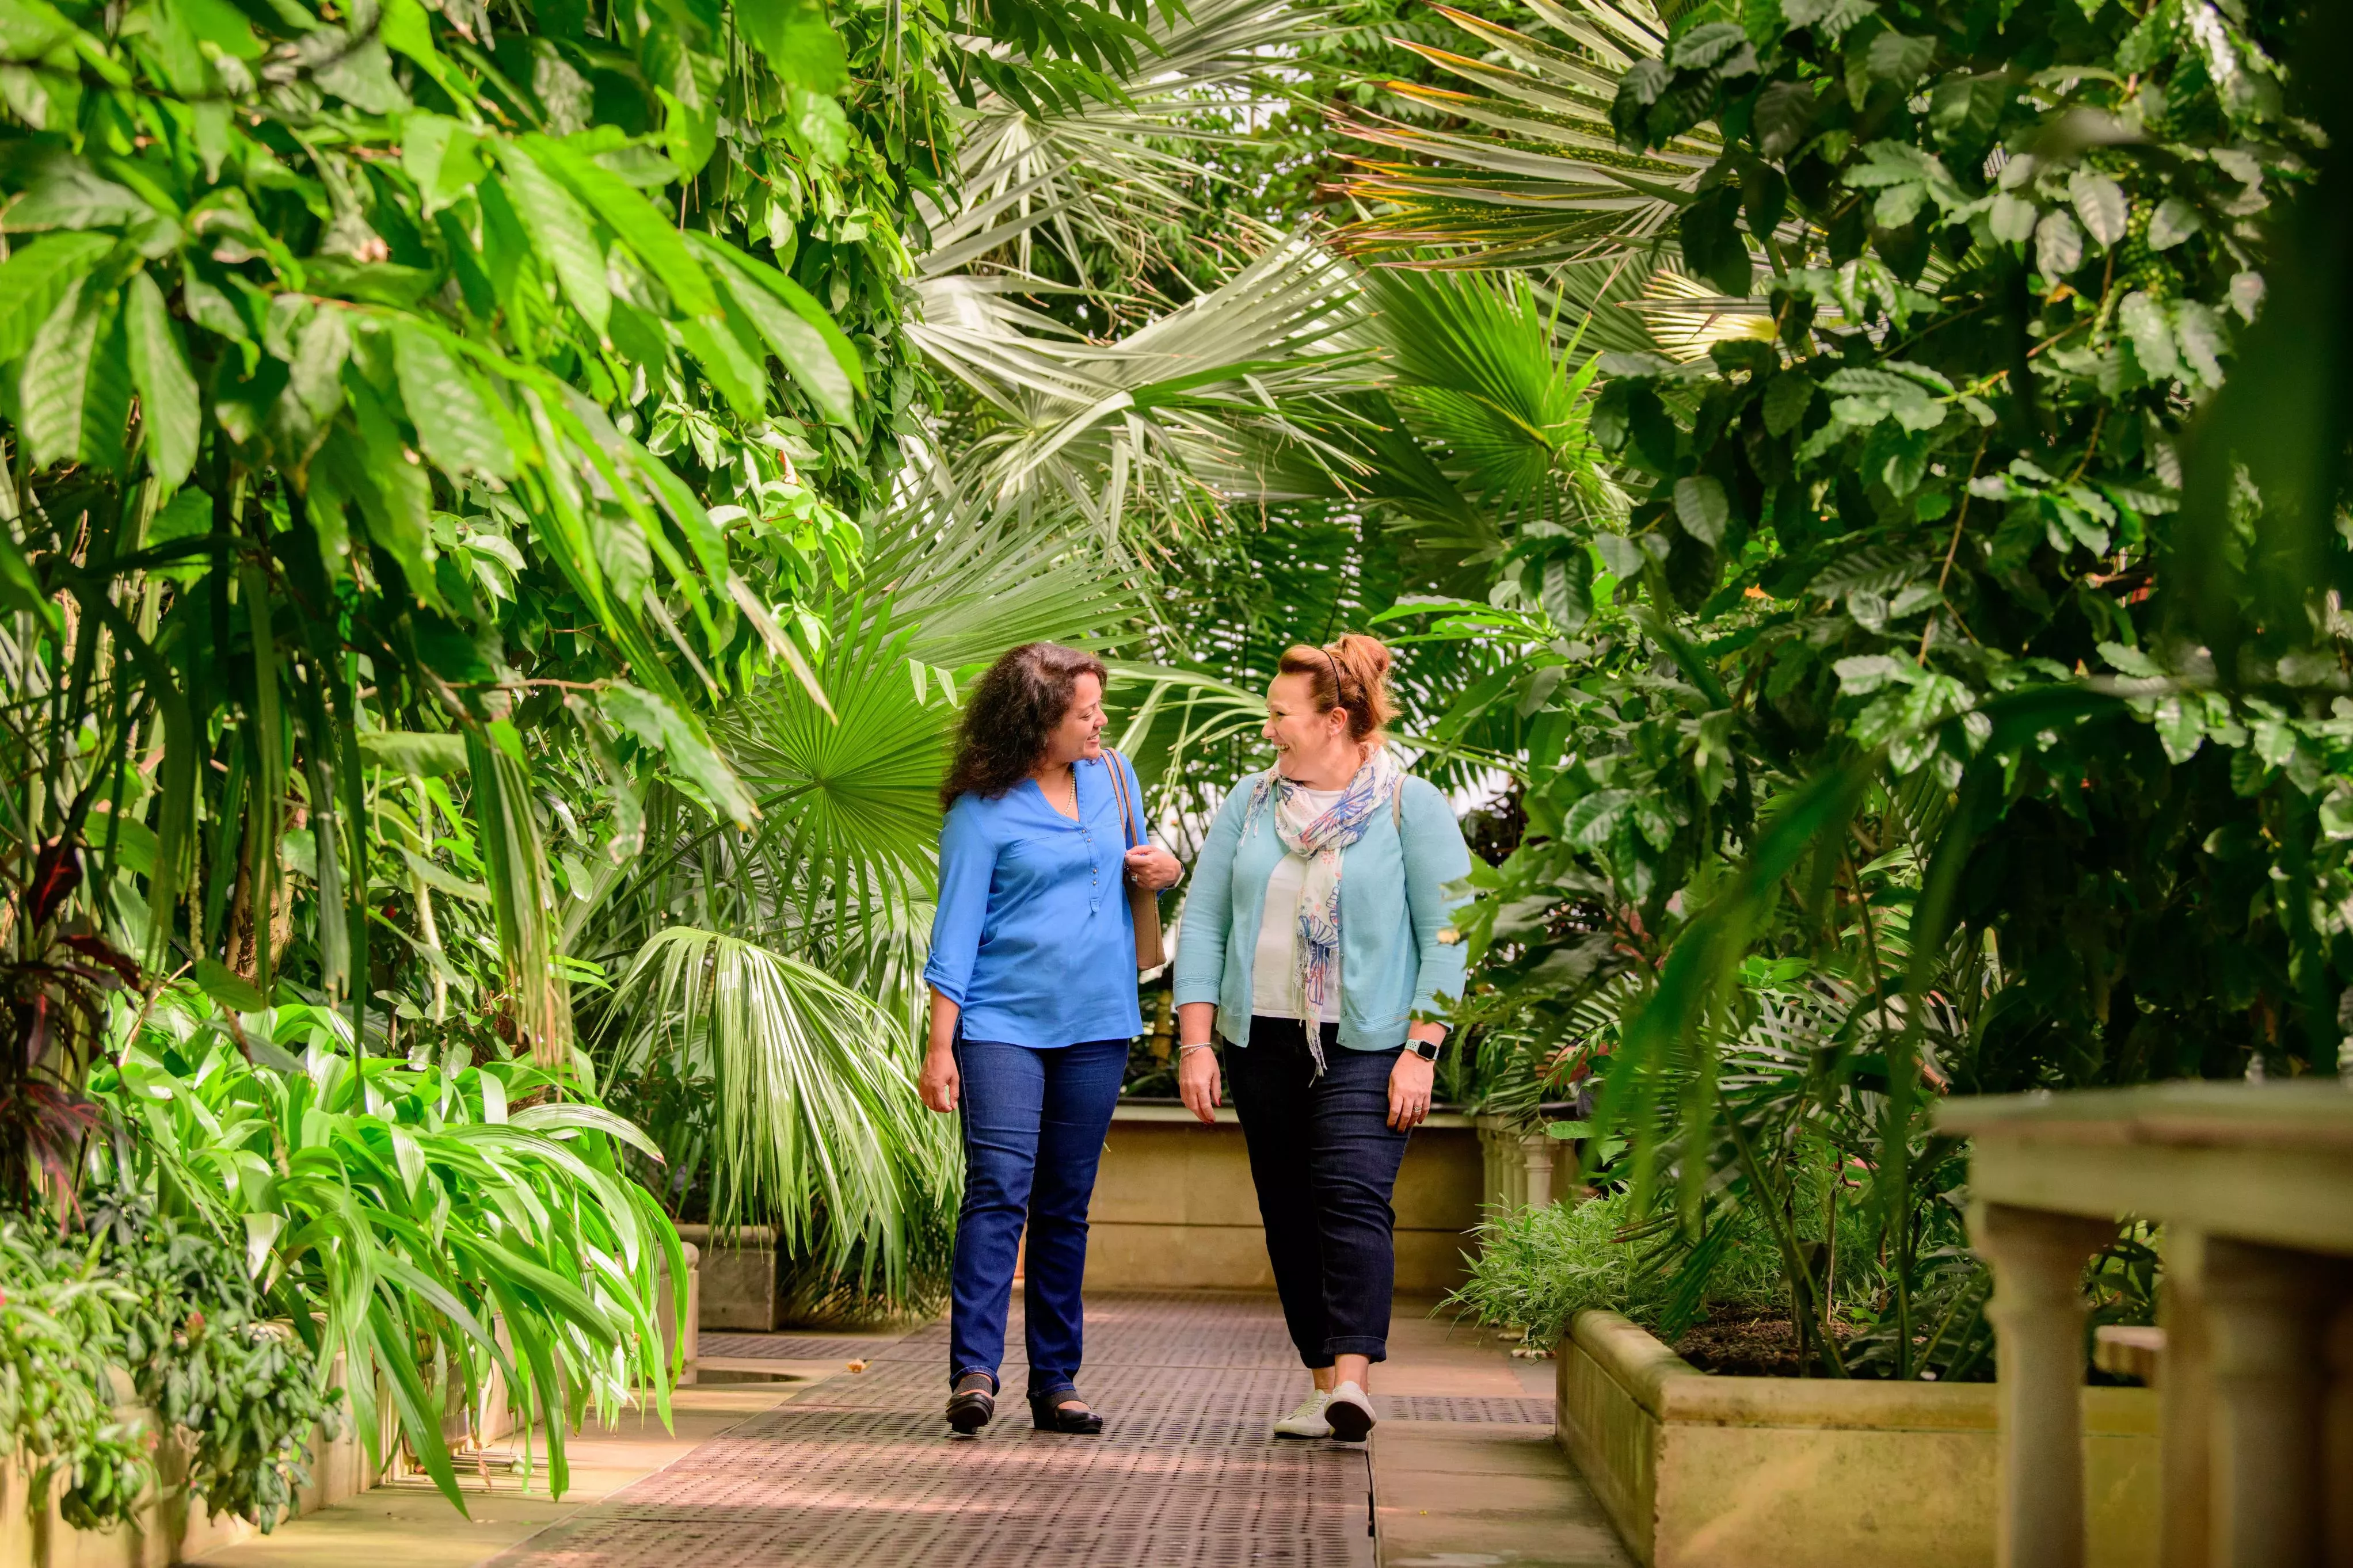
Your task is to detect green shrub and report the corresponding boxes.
[0,1223,151,1531]
[97,1203,340,1532]
[0,1210,340,1534]
[1446,1191,1785,1348]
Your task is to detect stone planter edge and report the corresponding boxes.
[1554,1308,2161,1568]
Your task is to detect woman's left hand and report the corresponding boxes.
[1387,1051,1435,1131]
[1125,845,1184,890]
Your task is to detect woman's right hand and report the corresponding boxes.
[1177,1045,1221,1124]
[919,1045,960,1113]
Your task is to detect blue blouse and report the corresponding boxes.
[923,752,1144,1049]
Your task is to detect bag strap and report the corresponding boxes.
[1105,749,1141,851]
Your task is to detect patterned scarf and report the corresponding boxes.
[1246,746,1402,1073]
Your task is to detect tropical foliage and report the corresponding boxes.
[2,0,2344,1507]
[1356,0,2347,1375]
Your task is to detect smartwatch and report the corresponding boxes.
[1406,1038,1442,1062]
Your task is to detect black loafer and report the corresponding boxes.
[947,1372,996,1435]
[1028,1390,1105,1435]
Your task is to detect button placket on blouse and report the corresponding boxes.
[1079,772,1101,913]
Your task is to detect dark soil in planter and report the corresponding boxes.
[1671,1306,1853,1376]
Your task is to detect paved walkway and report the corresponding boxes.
[201,1293,1629,1568]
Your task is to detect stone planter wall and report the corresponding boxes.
[1556,1309,2161,1568]
[676,1225,776,1331]
[1083,1104,1484,1293]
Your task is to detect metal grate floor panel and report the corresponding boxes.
[697,1333,900,1362]
[492,1293,1375,1568]
[1384,1395,1555,1425]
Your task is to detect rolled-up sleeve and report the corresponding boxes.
[1172,789,1243,1007]
[922,796,993,1005]
[1400,780,1472,1016]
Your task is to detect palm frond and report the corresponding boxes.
[922,0,1315,281]
[1354,266,1629,529]
[1328,0,1718,270]
[605,928,956,1285]
[909,233,1383,544]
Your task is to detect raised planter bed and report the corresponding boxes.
[1555,1309,2160,1568]
[676,1225,776,1330]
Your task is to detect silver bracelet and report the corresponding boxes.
[1178,1041,1215,1055]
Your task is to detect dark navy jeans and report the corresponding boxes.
[1227,1017,1410,1367]
[948,1036,1127,1396]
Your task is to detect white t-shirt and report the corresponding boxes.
[1252,787,1343,1021]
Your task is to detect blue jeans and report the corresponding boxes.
[948,1036,1127,1396]
[1227,1018,1410,1367]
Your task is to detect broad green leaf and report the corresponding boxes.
[314,419,439,606]
[600,682,759,826]
[20,278,129,470]
[529,134,717,319]
[173,0,260,56]
[2148,195,2202,251]
[1673,475,1729,547]
[494,143,610,338]
[656,86,718,180]
[124,269,197,487]
[509,1102,666,1159]
[193,956,269,1012]
[0,0,76,59]
[266,302,352,461]
[357,730,469,775]
[402,113,484,216]
[0,230,111,363]
[677,314,765,418]
[736,0,848,91]
[379,0,458,94]
[2069,170,2127,247]
[2033,207,2083,279]
[689,233,862,421]
[1540,551,1592,634]
[1763,373,1815,437]
[2120,290,2180,381]
[391,324,516,478]
[3,162,147,230]
[313,33,408,113]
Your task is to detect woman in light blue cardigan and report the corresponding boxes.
[1172,633,1471,1444]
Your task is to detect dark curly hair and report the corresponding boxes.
[939,643,1110,809]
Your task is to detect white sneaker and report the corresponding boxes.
[1324,1380,1375,1443]
[1272,1389,1332,1439]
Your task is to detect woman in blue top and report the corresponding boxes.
[1172,633,1471,1445]
[920,642,1182,1438]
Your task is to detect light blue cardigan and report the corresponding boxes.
[1172,769,1472,1052]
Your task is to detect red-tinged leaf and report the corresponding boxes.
[60,933,139,988]
[27,837,81,927]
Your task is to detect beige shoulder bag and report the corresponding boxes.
[1104,750,1166,971]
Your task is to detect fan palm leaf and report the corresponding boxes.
[1329,0,1719,270]
[911,234,1384,543]
[604,928,955,1281]
[923,0,1314,283]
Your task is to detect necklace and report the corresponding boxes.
[1040,765,1077,819]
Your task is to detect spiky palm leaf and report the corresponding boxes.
[909,234,1384,543]
[1354,266,1625,528]
[604,928,956,1283]
[922,0,1313,284]
[1329,0,1717,270]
